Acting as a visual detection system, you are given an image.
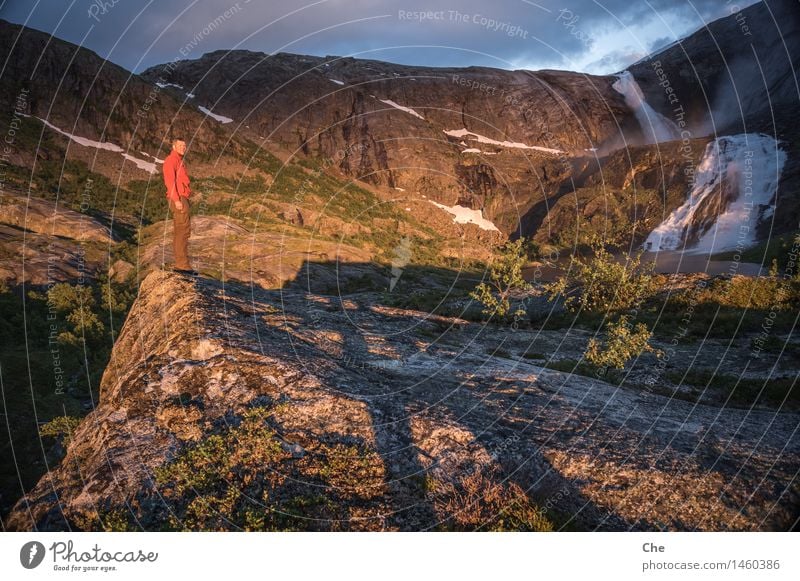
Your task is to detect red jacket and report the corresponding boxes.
[162,150,191,201]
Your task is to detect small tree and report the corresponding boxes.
[546,238,655,314]
[470,238,533,321]
[584,315,660,371]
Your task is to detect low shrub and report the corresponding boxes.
[470,238,533,320]
[584,315,661,370]
[546,239,656,315]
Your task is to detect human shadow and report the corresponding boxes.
[265,258,631,531]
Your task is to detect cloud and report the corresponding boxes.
[0,0,762,74]
[648,35,676,52]
[583,48,647,75]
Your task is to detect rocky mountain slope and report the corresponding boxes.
[2,1,796,259]
[0,19,234,159]
[139,47,655,239]
[629,0,800,238]
[139,0,799,244]
[5,270,798,531]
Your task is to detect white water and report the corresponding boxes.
[613,71,680,144]
[644,134,787,254]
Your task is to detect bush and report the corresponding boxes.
[47,283,95,312]
[470,238,533,320]
[670,273,799,312]
[584,315,660,370]
[547,239,656,314]
[715,274,798,310]
[39,415,82,446]
[153,405,387,531]
[46,283,105,343]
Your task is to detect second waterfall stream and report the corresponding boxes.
[644,134,787,254]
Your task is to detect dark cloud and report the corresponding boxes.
[0,0,761,74]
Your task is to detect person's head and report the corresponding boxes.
[172,139,187,156]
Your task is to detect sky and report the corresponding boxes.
[0,0,761,74]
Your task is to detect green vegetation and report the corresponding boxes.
[666,369,798,406]
[674,272,799,311]
[540,358,623,384]
[0,269,138,518]
[537,233,800,343]
[470,238,534,321]
[714,231,800,273]
[4,156,168,230]
[542,183,676,250]
[424,468,556,532]
[38,415,82,447]
[546,239,656,314]
[584,315,660,370]
[146,404,387,531]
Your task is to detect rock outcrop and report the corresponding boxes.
[0,191,115,285]
[6,270,798,531]
[0,190,117,244]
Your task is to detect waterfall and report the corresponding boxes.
[644,134,787,254]
[613,71,680,144]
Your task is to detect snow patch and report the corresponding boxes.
[34,116,159,174]
[329,79,345,85]
[138,151,164,163]
[185,92,195,99]
[428,200,500,232]
[444,128,563,154]
[644,134,787,254]
[378,99,425,120]
[156,82,183,89]
[36,116,123,151]
[122,154,158,174]
[198,106,233,123]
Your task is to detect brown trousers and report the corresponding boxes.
[169,197,191,270]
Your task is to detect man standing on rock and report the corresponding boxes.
[162,138,197,275]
